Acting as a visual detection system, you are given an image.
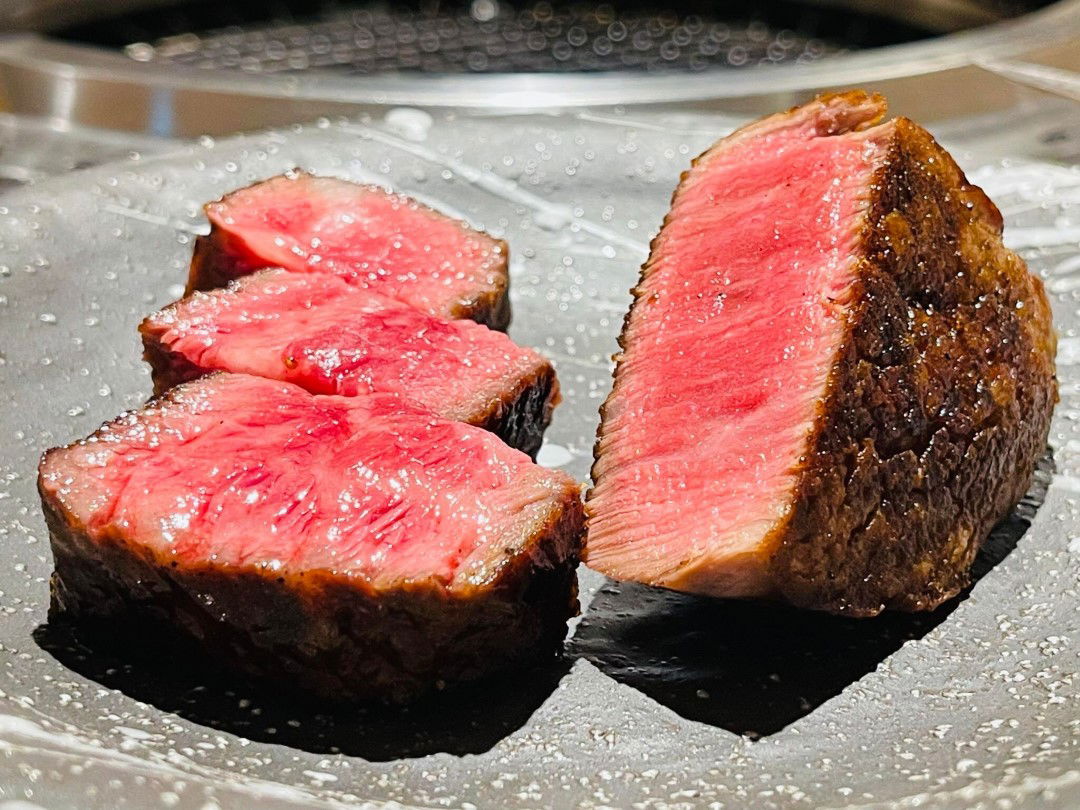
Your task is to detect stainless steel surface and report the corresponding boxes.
[0,98,1079,808]
[0,113,173,185]
[0,1,1073,137]
[977,58,1080,101]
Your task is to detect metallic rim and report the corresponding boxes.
[0,0,1077,109]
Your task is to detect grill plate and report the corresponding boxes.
[0,102,1079,808]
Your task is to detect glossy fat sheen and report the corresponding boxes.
[39,374,584,700]
[142,269,558,456]
[586,92,1057,616]
[187,171,512,330]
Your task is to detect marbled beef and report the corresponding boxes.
[188,172,510,329]
[142,269,557,456]
[586,92,1056,615]
[40,374,583,700]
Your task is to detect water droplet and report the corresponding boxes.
[384,108,434,143]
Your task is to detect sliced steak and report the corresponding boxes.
[585,91,1057,616]
[188,171,511,330]
[39,374,583,701]
[142,269,557,457]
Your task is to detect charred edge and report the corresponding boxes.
[139,327,210,396]
[40,477,583,703]
[805,90,888,136]
[767,118,1057,616]
[186,230,251,295]
[447,237,512,332]
[489,483,584,631]
[474,363,560,459]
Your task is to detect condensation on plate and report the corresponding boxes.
[0,101,1078,809]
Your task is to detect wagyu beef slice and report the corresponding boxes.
[188,171,511,330]
[585,91,1057,616]
[141,269,558,456]
[39,374,583,701]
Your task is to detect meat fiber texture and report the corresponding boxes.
[141,269,558,457]
[188,171,511,330]
[586,91,1057,616]
[38,374,583,701]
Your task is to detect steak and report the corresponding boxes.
[141,269,558,456]
[39,374,583,701]
[188,171,511,330]
[585,91,1057,616]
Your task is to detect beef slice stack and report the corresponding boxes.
[40,175,582,700]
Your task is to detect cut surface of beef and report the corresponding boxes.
[585,91,1057,616]
[188,171,511,330]
[141,269,557,456]
[39,374,583,701]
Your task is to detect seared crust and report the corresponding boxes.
[139,324,206,395]
[767,113,1057,615]
[588,91,1057,615]
[186,231,237,296]
[39,439,583,703]
[186,175,512,331]
[456,258,511,332]
[471,363,560,458]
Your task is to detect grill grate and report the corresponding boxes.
[55,0,1056,77]
[121,2,854,74]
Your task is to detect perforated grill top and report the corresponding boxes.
[113,1,878,75]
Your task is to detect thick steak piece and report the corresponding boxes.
[585,92,1057,616]
[39,374,583,701]
[188,171,511,330]
[141,269,558,457]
